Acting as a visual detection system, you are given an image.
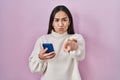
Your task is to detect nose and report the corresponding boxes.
[58,21,63,27]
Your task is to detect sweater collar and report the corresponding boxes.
[51,30,68,38]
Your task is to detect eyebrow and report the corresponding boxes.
[54,17,68,19]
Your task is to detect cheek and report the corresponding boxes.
[66,26,69,31]
[65,23,70,29]
[52,23,56,29]
[52,22,58,27]
[52,25,58,31]
[65,21,70,26]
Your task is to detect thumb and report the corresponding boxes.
[41,48,48,54]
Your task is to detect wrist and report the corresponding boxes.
[68,38,77,43]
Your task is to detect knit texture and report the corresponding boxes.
[29,31,85,80]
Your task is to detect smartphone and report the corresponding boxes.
[42,43,54,53]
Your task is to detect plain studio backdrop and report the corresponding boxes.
[0,0,120,80]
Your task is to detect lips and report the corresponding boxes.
[58,28,64,31]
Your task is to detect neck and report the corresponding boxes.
[51,30,68,38]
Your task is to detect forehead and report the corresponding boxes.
[54,11,68,18]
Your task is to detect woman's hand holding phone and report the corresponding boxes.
[38,48,55,60]
[38,43,56,60]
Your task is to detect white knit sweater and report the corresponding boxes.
[29,31,85,80]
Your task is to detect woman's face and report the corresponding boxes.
[52,11,70,34]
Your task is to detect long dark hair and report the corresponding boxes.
[47,5,75,34]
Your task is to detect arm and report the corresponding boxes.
[29,38,47,74]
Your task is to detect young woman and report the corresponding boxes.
[29,5,85,80]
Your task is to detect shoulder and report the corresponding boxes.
[36,34,49,42]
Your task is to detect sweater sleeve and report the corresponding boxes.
[29,38,47,74]
[67,34,85,61]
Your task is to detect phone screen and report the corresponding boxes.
[42,43,54,53]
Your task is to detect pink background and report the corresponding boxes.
[0,0,120,80]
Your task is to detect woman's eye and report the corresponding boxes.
[63,19,67,21]
[54,19,59,22]
[62,19,67,22]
